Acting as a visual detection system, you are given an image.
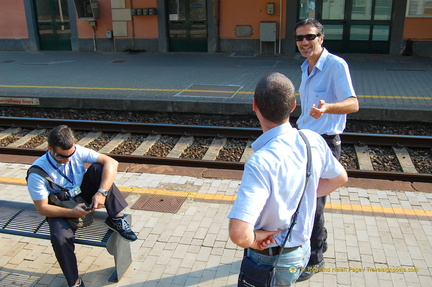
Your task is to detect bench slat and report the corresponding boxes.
[0,200,110,245]
[0,199,132,282]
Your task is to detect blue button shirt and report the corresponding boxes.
[27,145,99,201]
[296,48,357,135]
[228,123,344,247]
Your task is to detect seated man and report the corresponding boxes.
[26,125,137,287]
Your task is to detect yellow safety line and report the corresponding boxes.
[0,85,431,100]
[2,177,431,217]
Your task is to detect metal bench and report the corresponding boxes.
[0,200,132,282]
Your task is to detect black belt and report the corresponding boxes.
[321,134,338,139]
[251,246,299,256]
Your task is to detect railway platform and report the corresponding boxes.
[0,51,431,122]
[0,153,431,287]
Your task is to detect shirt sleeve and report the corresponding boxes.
[228,157,270,224]
[27,172,50,201]
[332,59,357,102]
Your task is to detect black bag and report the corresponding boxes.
[27,165,94,229]
[49,193,94,229]
[238,131,312,287]
[238,256,275,287]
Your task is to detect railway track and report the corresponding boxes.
[0,117,431,183]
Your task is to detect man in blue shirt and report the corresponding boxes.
[295,18,359,282]
[27,125,137,287]
[228,72,348,285]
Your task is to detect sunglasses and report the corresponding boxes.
[54,146,76,159]
[295,34,321,42]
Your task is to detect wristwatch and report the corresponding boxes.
[98,188,109,196]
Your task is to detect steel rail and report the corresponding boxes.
[0,147,431,183]
[0,116,431,147]
[0,117,262,139]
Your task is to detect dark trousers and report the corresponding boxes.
[47,163,128,286]
[308,134,341,265]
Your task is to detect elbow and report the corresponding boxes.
[35,205,50,217]
[341,171,349,185]
[351,99,360,113]
[353,104,359,113]
[229,230,245,247]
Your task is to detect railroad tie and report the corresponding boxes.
[354,144,374,171]
[77,131,103,147]
[392,146,418,173]
[131,134,161,156]
[202,137,227,161]
[240,140,254,162]
[0,127,22,141]
[7,128,46,148]
[167,136,194,158]
[98,133,131,154]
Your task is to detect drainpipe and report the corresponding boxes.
[90,21,97,51]
[278,0,282,54]
[130,0,136,49]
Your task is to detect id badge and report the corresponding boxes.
[68,186,82,198]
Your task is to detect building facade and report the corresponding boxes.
[1,0,431,57]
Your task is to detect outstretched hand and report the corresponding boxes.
[252,229,281,250]
[310,100,326,119]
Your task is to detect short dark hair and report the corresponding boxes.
[47,125,76,149]
[254,73,296,124]
[295,18,324,35]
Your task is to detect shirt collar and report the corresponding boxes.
[301,47,329,72]
[251,122,294,152]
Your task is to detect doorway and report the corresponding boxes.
[168,0,208,52]
[34,0,71,50]
[298,0,394,54]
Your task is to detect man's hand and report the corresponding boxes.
[73,203,91,218]
[310,100,326,119]
[92,192,106,209]
[251,229,281,250]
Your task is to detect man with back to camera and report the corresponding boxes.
[26,125,137,287]
[228,72,348,285]
[294,18,359,282]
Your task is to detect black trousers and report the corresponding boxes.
[308,134,341,265]
[47,163,128,286]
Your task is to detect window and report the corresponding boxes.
[406,0,432,17]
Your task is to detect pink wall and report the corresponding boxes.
[0,0,28,38]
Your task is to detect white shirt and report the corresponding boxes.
[296,48,357,135]
[228,123,344,247]
[27,145,99,201]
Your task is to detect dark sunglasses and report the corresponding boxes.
[295,34,321,42]
[54,146,76,159]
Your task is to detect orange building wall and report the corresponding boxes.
[219,0,286,39]
[129,0,158,38]
[403,18,432,40]
[75,0,158,39]
[0,0,28,38]
[76,0,113,38]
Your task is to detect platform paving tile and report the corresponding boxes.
[0,163,431,286]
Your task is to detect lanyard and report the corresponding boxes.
[46,151,75,185]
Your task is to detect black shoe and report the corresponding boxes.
[105,216,138,242]
[297,261,325,282]
[70,278,85,287]
[323,241,328,253]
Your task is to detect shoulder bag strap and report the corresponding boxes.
[27,165,68,206]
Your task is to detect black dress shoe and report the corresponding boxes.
[323,241,328,253]
[105,216,138,242]
[70,278,85,287]
[297,261,325,282]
